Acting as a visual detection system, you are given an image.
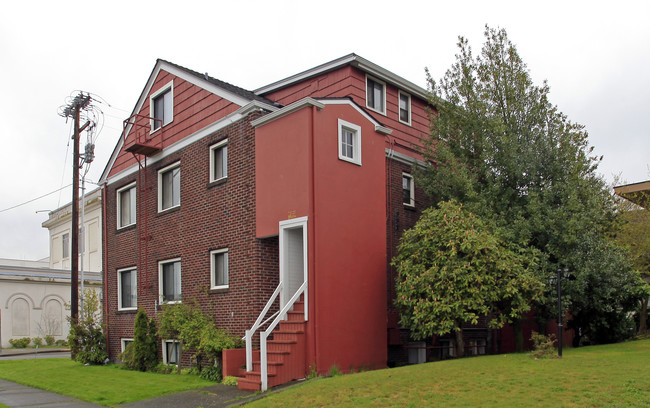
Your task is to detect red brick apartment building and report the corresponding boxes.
[99,54,448,391]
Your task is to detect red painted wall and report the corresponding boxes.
[255,102,387,374]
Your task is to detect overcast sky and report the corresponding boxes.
[1,0,648,261]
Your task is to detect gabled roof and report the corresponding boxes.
[99,59,280,184]
[254,53,428,100]
[614,180,650,209]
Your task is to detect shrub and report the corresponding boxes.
[45,335,55,346]
[222,376,239,386]
[199,364,222,382]
[530,331,559,359]
[68,289,108,365]
[132,310,158,371]
[9,338,31,348]
[55,339,68,346]
[151,362,176,374]
[32,337,43,346]
[328,365,342,377]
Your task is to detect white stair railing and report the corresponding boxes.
[245,282,283,372]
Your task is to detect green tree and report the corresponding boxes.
[419,26,636,346]
[131,309,158,371]
[393,201,542,357]
[68,288,107,365]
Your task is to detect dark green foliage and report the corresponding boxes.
[45,335,55,346]
[199,364,222,382]
[129,310,158,371]
[68,289,107,365]
[393,201,542,356]
[9,338,31,348]
[529,331,558,359]
[32,337,43,346]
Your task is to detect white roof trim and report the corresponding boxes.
[318,99,393,135]
[105,104,271,186]
[254,53,428,100]
[386,148,426,168]
[251,98,325,128]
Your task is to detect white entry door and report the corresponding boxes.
[279,217,308,312]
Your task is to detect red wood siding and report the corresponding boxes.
[108,70,240,178]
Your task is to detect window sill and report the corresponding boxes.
[207,177,228,189]
[209,287,229,294]
[157,205,181,216]
[116,309,137,315]
[366,105,387,116]
[403,204,416,211]
[116,224,137,233]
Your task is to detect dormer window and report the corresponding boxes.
[150,81,173,131]
[366,76,386,115]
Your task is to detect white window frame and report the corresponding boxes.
[162,339,181,365]
[158,162,181,212]
[117,267,137,311]
[150,80,174,132]
[210,248,229,290]
[398,91,412,125]
[121,338,134,353]
[209,139,228,183]
[62,232,69,259]
[117,182,137,229]
[338,119,362,166]
[366,75,386,115]
[159,258,181,304]
[402,173,415,207]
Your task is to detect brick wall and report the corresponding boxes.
[105,112,279,361]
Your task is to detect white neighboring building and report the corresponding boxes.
[0,188,103,348]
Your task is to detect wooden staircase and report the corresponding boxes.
[237,300,307,391]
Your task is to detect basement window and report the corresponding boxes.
[163,340,181,365]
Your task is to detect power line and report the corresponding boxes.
[0,185,72,214]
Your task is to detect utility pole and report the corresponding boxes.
[62,93,91,324]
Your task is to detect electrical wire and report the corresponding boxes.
[0,185,72,214]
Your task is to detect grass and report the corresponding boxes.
[0,359,213,406]
[248,339,650,407]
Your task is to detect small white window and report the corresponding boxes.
[121,338,134,353]
[210,249,229,290]
[158,162,180,212]
[117,183,136,228]
[150,81,173,131]
[62,233,69,259]
[399,91,411,125]
[402,173,414,207]
[118,267,137,311]
[159,258,181,304]
[209,139,228,182]
[163,340,181,365]
[338,119,362,166]
[366,75,386,115]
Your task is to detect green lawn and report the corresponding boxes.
[249,339,650,407]
[0,359,213,406]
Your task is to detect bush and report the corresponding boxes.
[32,337,43,346]
[151,362,176,374]
[9,338,31,348]
[222,376,239,386]
[530,332,559,359]
[199,364,222,382]
[68,289,108,365]
[55,339,68,346]
[45,335,55,346]
[132,310,158,371]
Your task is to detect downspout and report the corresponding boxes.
[101,183,110,355]
[310,105,318,371]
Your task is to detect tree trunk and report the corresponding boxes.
[512,319,524,353]
[639,296,649,335]
[454,323,465,358]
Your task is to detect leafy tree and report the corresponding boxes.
[419,26,639,346]
[158,301,240,375]
[68,288,107,365]
[612,208,650,333]
[564,234,649,345]
[131,309,158,371]
[393,201,542,357]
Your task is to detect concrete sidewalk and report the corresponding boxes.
[0,379,104,407]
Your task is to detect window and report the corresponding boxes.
[210,249,229,289]
[163,340,181,365]
[158,162,180,211]
[159,259,181,304]
[402,173,414,207]
[399,91,411,125]
[439,339,454,359]
[469,338,486,356]
[408,341,427,364]
[62,233,69,259]
[121,338,133,353]
[366,76,386,115]
[117,183,136,228]
[150,81,173,131]
[118,267,137,310]
[338,119,362,166]
[209,139,228,182]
